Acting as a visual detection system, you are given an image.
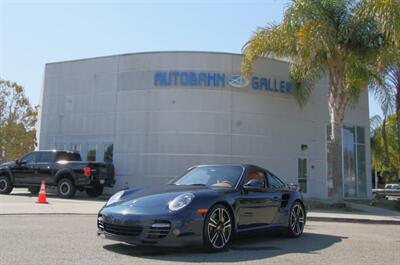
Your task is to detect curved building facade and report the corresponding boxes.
[38,51,371,199]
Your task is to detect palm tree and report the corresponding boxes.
[370,115,383,189]
[242,0,400,203]
[372,65,400,175]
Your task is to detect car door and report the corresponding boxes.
[13,152,39,184]
[34,151,55,184]
[237,167,280,230]
[264,171,286,221]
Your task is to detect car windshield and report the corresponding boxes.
[172,165,243,188]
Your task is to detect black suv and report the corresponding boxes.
[0,150,115,198]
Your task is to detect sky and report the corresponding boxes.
[0,0,382,118]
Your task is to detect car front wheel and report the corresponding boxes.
[287,202,306,237]
[0,175,13,194]
[203,204,233,251]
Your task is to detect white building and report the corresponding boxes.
[37,51,371,199]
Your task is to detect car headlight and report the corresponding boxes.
[106,190,125,206]
[168,193,195,211]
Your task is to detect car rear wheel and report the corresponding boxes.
[0,175,13,194]
[86,185,103,197]
[57,178,76,198]
[287,202,305,237]
[203,204,233,251]
[28,186,40,195]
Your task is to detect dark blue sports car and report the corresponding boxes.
[97,164,306,251]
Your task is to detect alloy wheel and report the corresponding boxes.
[207,207,232,249]
[290,204,305,236]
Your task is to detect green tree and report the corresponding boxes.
[370,114,400,181]
[242,0,400,203]
[372,65,400,175]
[0,79,38,163]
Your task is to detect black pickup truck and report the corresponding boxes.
[0,150,115,198]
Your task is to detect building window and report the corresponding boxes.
[66,144,81,153]
[327,125,367,198]
[87,144,97,161]
[69,144,81,153]
[104,143,113,163]
[55,144,65,151]
[298,158,308,193]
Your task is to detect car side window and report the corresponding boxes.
[37,152,55,163]
[243,169,267,188]
[267,172,285,189]
[20,153,37,164]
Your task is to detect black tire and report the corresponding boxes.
[86,185,104,197]
[286,201,306,238]
[0,175,13,194]
[28,186,40,195]
[57,178,76,198]
[203,204,233,251]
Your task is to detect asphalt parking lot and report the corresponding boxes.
[0,191,399,265]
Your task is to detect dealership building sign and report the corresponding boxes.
[153,71,293,94]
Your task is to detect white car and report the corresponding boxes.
[384,184,400,190]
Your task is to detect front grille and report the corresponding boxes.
[103,222,143,237]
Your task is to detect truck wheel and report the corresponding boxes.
[57,178,76,198]
[86,185,104,197]
[28,186,40,195]
[0,175,13,194]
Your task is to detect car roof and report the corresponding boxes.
[34,150,80,154]
[190,163,258,169]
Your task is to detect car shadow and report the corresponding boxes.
[102,227,346,263]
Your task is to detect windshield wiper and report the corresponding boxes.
[189,183,206,186]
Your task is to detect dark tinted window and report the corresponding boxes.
[267,172,285,189]
[37,152,55,163]
[20,152,37,164]
[104,144,113,163]
[87,144,97,161]
[243,169,266,188]
[55,152,81,162]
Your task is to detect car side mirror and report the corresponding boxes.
[16,159,26,165]
[243,179,263,191]
[287,182,299,191]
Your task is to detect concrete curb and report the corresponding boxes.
[308,216,400,225]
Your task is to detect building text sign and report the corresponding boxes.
[153,71,293,94]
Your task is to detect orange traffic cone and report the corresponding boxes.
[37,180,48,204]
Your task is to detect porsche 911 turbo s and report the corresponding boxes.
[97,164,306,251]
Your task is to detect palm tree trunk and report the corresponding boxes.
[327,73,346,204]
[327,120,344,203]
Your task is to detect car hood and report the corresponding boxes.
[0,161,15,169]
[103,184,234,214]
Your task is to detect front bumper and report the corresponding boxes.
[97,209,204,247]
